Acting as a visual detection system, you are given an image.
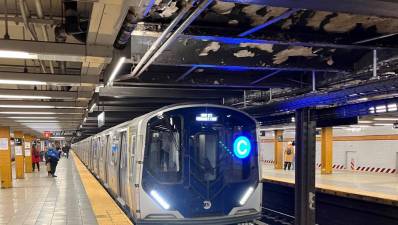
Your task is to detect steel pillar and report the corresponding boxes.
[294,107,316,225]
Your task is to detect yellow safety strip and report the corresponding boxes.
[72,151,133,225]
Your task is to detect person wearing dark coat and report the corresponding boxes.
[45,147,60,177]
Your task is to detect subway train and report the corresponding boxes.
[73,104,262,225]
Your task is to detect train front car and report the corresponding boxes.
[139,105,261,224]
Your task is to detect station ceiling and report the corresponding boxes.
[0,0,397,140]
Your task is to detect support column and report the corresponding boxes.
[0,127,12,188]
[295,108,316,225]
[14,131,24,179]
[274,130,283,169]
[321,127,333,174]
[24,134,33,173]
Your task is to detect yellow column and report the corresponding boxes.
[0,127,12,188]
[321,127,333,174]
[24,134,33,173]
[14,131,25,179]
[274,130,283,169]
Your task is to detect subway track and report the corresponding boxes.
[261,181,398,225]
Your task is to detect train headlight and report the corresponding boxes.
[239,187,254,205]
[233,136,251,159]
[150,190,170,210]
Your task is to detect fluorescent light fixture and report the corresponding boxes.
[0,105,54,108]
[239,187,254,205]
[0,95,51,99]
[388,104,397,112]
[375,105,387,113]
[89,103,97,113]
[150,190,170,209]
[0,79,46,85]
[0,50,38,59]
[15,120,61,123]
[50,137,65,139]
[350,125,371,128]
[373,118,398,121]
[369,107,375,114]
[291,117,295,122]
[374,123,392,126]
[358,120,373,124]
[106,57,126,86]
[0,112,56,114]
[6,116,57,119]
[358,97,368,101]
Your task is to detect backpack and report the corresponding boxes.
[286,148,292,155]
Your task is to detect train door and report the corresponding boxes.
[109,132,121,196]
[119,130,129,204]
[127,129,137,212]
[345,151,357,171]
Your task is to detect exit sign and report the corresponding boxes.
[43,131,51,139]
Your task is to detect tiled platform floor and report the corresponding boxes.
[0,158,97,225]
[262,164,398,204]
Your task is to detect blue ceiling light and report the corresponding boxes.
[233,136,251,159]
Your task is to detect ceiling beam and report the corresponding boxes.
[0,89,92,100]
[99,86,242,99]
[0,100,87,108]
[221,0,398,18]
[130,35,347,73]
[0,108,84,114]
[0,39,112,63]
[245,76,398,116]
[0,72,99,87]
[0,115,83,119]
[113,82,279,90]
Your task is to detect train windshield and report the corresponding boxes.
[145,106,257,184]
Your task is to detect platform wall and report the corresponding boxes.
[259,126,398,173]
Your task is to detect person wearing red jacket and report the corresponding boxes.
[32,143,41,172]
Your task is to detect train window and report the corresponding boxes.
[129,134,136,181]
[193,133,217,181]
[145,115,182,182]
[111,134,119,165]
[120,131,127,168]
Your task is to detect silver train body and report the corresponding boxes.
[73,104,262,225]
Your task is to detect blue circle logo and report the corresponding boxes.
[233,136,251,159]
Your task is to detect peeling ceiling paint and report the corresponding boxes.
[234,50,255,58]
[240,43,274,53]
[199,42,221,56]
[159,1,179,18]
[273,47,317,64]
[211,1,235,15]
[306,12,398,33]
[242,5,289,26]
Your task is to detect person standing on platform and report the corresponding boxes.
[45,146,60,177]
[63,144,70,159]
[32,143,41,172]
[284,141,295,170]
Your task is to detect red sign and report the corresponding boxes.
[43,131,51,139]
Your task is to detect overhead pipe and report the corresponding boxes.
[134,0,214,78]
[18,0,47,73]
[118,2,195,81]
[34,0,55,74]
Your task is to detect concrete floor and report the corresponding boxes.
[262,164,398,203]
[0,158,97,225]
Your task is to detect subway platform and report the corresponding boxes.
[0,153,132,225]
[262,164,398,205]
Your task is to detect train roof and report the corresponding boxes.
[76,103,256,143]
